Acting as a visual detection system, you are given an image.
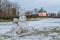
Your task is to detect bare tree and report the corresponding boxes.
[0,0,20,20]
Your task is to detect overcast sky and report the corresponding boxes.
[9,0,60,13]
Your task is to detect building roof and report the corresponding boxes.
[38,7,46,12]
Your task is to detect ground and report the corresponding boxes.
[0,18,60,40]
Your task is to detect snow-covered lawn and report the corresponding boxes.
[0,18,60,40]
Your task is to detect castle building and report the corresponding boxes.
[37,8,47,17]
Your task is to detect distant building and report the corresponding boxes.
[37,8,47,17]
[25,11,32,16]
[57,11,60,17]
[47,13,56,17]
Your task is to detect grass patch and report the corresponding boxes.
[0,20,13,22]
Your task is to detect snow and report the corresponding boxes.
[0,18,60,40]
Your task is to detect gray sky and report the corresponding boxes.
[9,0,60,13]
